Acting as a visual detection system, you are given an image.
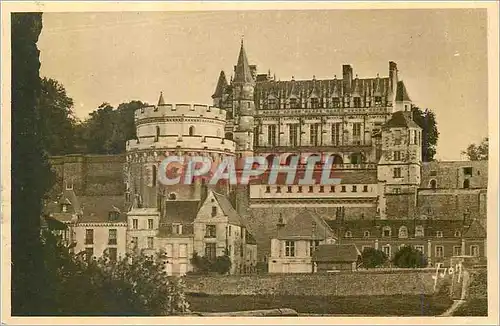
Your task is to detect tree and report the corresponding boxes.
[37,77,80,155]
[462,137,488,161]
[42,230,190,315]
[359,247,387,268]
[80,100,145,154]
[190,252,212,274]
[411,106,439,162]
[212,255,232,275]
[11,12,55,315]
[393,246,427,268]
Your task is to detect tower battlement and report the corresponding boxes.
[135,103,226,122]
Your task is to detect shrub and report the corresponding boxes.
[359,247,388,268]
[393,246,427,268]
[212,255,232,275]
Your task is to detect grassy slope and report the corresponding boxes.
[452,299,488,316]
[187,294,453,316]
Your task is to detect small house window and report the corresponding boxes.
[108,211,119,221]
[132,219,138,229]
[108,229,117,245]
[463,167,473,176]
[429,179,437,189]
[393,151,401,161]
[345,231,352,238]
[436,231,443,238]
[189,126,195,136]
[398,226,408,238]
[470,245,479,256]
[265,186,271,193]
[61,204,68,213]
[363,185,368,192]
[463,179,470,189]
[393,167,402,178]
[454,230,461,237]
[382,227,392,237]
[435,246,444,257]
[287,186,292,193]
[308,186,314,193]
[330,186,335,193]
[341,186,346,192]
[352,185,357,192]
[173,223,182,235]
[415,226,424,237]
[298,186,303,193]
[363,231,370,238]
[148,219,154,229]
[205,225,216,238]
[285,241,295,257]
[211,206,217,217]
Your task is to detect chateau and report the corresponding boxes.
[44,42,487,274]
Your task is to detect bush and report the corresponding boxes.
[42,230,190,315]
[212,255,232,275]
[190,252,232,275]
[393,246,427,268]
[359,247,387,268]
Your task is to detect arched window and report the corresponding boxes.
[363,230,371,238]
[398,226,408,238]
[345,231,352,238]
[189,126,195,136]
[168,193,177,200]
[225,132,233,141]
[429,179,437,189]
[463,179,470,189]
[454,230,462,237]
[155,126,160,142]
[382,226,392,237]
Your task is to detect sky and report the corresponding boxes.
[37,9,488,161]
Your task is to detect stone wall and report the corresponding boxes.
[184,270,437,296]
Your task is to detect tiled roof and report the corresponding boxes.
[396,81,411,101]
[157,91,165,106]
[213,191,243,226]
[383,111,420,129]
[463,219,486,238]
[78,196,128,223]
[278,210,335,240]
[312,244,360,262]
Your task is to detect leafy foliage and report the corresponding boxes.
[393,246,427,268]
[42,230,190,315]
[462,137,488,161]
[411,106,439,162]
[11,12,55,315]
[190,252,232,275]
[359,247,388,268]
[212,255,232,275]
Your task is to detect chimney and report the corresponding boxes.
[342,64,353,93]
[389,61,398,90]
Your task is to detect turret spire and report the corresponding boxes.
[233,40,253,84]
[212,70,228,99]
[157,91,165,106]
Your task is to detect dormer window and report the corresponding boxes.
[310,97,319,109]
[108,211,119,221]
[289,98,299,109]
[363,231,371,238]
[61,204,68,213]
[398,226,408,238]
[415,225,424,237]
[353,97,361,107]
[436,231,443,238]
[331,97,340,108]
[375,96,382,105]
[345,231,352,238]
[382,226,392,237]
[454,230,462,237]
[65,181,73,190]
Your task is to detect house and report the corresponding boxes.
[268,210,337,273]
[312,244,361,272]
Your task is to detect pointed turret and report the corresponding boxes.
[157,92,165,106]
[212,70,228,99]
[396,81,411,102]
[233,40,254,84]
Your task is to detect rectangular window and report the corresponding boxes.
[132,219,138,229]
[375,96,382,106]
[470,245,479,256]
[205,225,216,238]
[392,188,401,194]
[330,186,335,193]
[285,241,295,257]
[352,185,357,192]
[414,245,424,253]
[310,123,320,146]
[178,244,187,258]
[393,167,402,178]
[463,167,473,176]
[268,98,277,109]
[353,123,362,137]
[147,237,154,249]
[205,243,216,260]
[382,245,391,257]
[148,219,154,229]
[265,186,271,193]
[363,185,368,192]
[309,240,320,256]
[85,229,94,245]
[311,97,319,109]
[287,186,292,193]
[430,170,437,176]
[289,98,299,109]
[289,124,299,147]
[172,223,182,235]
[394,130,402,145]
[108,247,117,261]
[353,97,361,107]
[308,185,314,193]
[331,123,341,146]
[319,185,324,193]
[436,231,443,238]
[435,246,444,258]
[341,186,346,192]
[108,229,117,245]
[211,206,218,217]
[453,246,462,256]
[268,125,277,146]
[332,97,340,108]
[132,237,138,249]
[335,207,343,219]
[393,151,401,161]
[297,186,303,193]
[276,186,282,193]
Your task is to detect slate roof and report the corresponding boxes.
[213,191,243,226]
[163,201,200,224]
[277,210,335,240]
[312,244,360,262]
[212,70,229,98]
[396,81,411,101]
[157,91,165,106]
[233,41,254,84]
[383,111,420,129]
[78,196,128,223]
[326,219,486,239]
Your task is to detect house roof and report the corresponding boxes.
[383,111,420,129]
[312,244,360,262]
[277,210,335,240]
[396,81,411,101]
[164,200,200,224]
[78,196,128,223]
[212,191,243,226]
